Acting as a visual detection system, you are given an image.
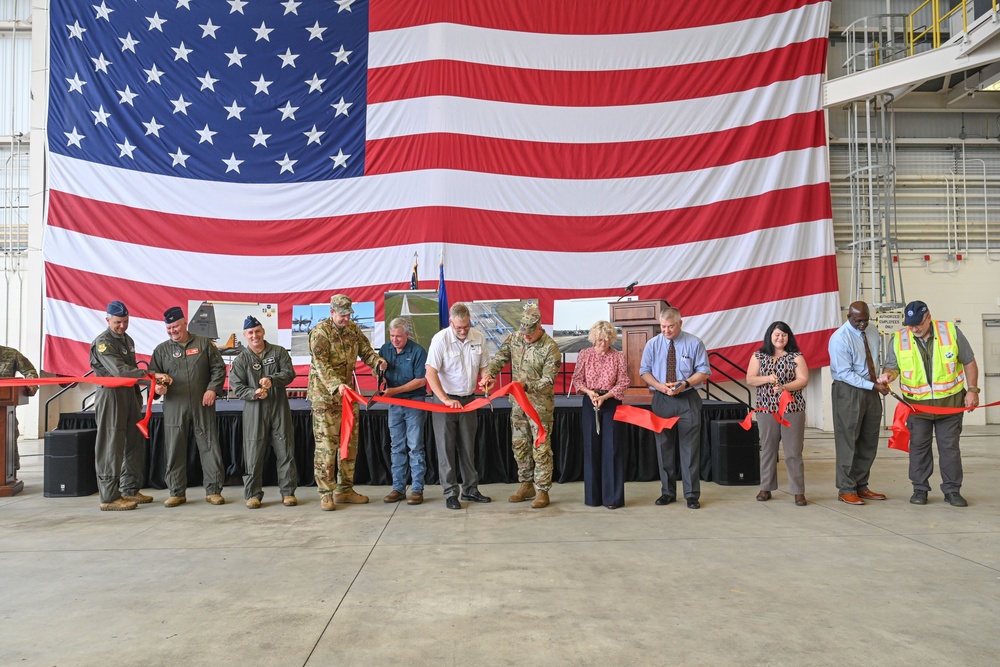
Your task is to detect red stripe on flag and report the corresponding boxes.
[45,257,837,329]
[369,40,827,106]
[371,0,826,33]
[47,183,831,255]
[366,113,826,178]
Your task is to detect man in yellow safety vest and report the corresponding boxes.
[878,301,980,507]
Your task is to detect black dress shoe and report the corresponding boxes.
[654,494,675,506]
[460,490,492,503]
[686,499,700,509]
[909,490,928,505]
[445,496,461,510]
[944,491,968,507]
[605,504,619,510]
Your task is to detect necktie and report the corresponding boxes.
[666,340,677,383]
[861,332,876,382]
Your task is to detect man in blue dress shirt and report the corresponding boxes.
[640,307,711,509]
[828,301,890,505]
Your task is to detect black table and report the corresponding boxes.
[57,398,748,490]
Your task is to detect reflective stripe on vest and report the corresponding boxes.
[895,321,965,399]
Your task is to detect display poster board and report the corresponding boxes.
[291,301,375,363]
[384,290,440,352]
[470,299,537,357]
[187,301,281,358]
[553,297,623,360]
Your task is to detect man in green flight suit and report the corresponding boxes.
[148,306,227,508]
[90,300,161,511]
[308,294,386,511]
[230,315,299,509]
[481,306,561,509]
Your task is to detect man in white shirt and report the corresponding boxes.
[425,303,492,510]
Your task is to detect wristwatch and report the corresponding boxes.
[967,386,981,394]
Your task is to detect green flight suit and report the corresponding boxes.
[149,334,226,497]
[90,329,147,502]
[230,341,298,501]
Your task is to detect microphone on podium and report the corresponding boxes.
[616,281,639,302]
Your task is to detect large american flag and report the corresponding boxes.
[44,0,838,375]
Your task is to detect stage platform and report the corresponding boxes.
[57,397,750,490]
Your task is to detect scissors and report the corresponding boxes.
[375,366,387,396]
[594,401,601,435]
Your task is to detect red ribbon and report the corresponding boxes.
[887,396,1000,453]
[0,374,156,438]
[336,381,548,459]
[739,390,794,430]
[612,404,679,433]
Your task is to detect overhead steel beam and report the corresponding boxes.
[825,15,1000,108]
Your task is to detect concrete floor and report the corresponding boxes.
[2,427,999,667]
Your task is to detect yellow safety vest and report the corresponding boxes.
[894,320,965,400]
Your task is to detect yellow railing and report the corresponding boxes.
[908,0,999,56]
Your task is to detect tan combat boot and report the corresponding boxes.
[100,497,138,511]
[320,494,336,511]
[122,491,153,504]
[163,496,187,508]
[508,481,536,503]
[206,493,226,505]
[282,495,298,506]
[531,490,550,509]
[246,497,261,509]
[334,489,369,504]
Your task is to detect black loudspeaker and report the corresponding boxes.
[710,419,760,486]
[44,429,99,498]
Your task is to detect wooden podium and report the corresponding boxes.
[610,299,668,403]
[1,385,29,497]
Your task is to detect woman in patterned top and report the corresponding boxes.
[746,321,810,506]
[572,320,630,509]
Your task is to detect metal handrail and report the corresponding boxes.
[704,351,752,409]
[43,370,94,431]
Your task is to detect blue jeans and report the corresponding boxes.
[388,401,426,493]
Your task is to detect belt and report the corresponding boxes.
[447,394,474,400]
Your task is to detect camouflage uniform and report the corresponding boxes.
[486,330,561,491]
[308,315,383,496]
[90,329,147,503]
[230,341,298,501]
[0,345,38,470]
[148,334,227,498]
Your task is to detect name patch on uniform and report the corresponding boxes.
[263,357,274,364]
[186,348,199,356]
[97,343,108,353]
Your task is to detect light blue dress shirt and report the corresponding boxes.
[828,319,880,390]
[639,331,711,391]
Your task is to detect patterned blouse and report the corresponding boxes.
[572,347,630,401]
[753,351,806,413]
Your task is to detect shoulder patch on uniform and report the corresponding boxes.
[97,343,108,353]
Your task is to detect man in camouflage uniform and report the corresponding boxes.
[308,294,386,511]
[148,306,227,508]
[230,316,298,509]
[90,300,160,511]
[0,344,38,472]
[481,306,561,508]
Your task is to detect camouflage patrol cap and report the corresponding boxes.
[329,294,354,315]
[518,306,541,334]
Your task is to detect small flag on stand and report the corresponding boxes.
[438,260,449,329]
[409,253,419,290]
